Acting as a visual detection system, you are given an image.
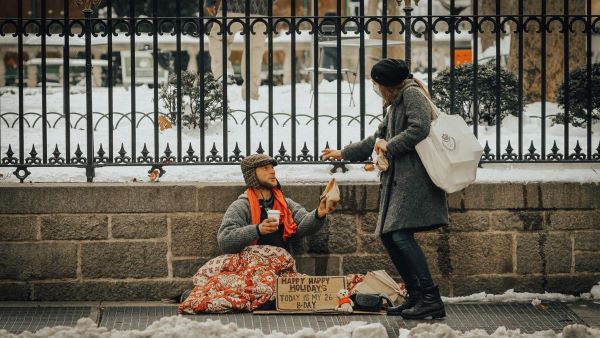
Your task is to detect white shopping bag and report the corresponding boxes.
[415,93,483,194]
[354,270,404,305]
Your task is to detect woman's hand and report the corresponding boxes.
[321,148,342,161]
[375,139,388,154]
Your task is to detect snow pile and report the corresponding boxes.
[531,298,542,307]
[402,323,600,338]
[443,289,580,304]
[581,282,600,300]
[473,163,600,184]
[0,316,388,338]
[1,317,598,338]
[591,282,600,299]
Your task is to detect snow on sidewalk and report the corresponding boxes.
[443,289,583,304]
[0,316,388,338]
[2,286,600,338]
[0,315,598,338]
[399,323,599,338]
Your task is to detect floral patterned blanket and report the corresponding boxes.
[178,245,363,314]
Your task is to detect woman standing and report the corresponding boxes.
[322,59,448,320]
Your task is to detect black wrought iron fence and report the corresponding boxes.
[0,0,599,182]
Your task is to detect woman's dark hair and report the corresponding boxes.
[378,78,431,107]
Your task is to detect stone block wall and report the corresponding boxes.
[0,182,598,300]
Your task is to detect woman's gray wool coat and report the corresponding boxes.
[341,80,449,235]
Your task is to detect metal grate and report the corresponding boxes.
[98,302,586,337]
[0,303,586,336]
[99,306,178,331]
[0,307,91,334]
[436,302,585,334]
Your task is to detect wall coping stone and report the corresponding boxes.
[2,182,597,214]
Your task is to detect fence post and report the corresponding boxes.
[398,0,418,69]
[83,8,95,182]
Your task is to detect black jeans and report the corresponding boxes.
[381,230,435,291]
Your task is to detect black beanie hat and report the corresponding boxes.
[371,58,411,87]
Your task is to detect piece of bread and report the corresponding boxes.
[375,151,388,172]
[321,178,341,210]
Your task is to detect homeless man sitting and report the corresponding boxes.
[218,153,338,254]
[177,154,339,313]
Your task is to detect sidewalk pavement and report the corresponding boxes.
[0,300,598,337]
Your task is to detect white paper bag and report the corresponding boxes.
[354,270,404,305]
[415,94,483,194]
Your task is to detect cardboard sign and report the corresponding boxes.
[276,276,346,312]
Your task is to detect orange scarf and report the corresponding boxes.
[247,187,298,244]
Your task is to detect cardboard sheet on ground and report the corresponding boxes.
[276,276,345,312]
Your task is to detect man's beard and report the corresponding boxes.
[258,178,278,189]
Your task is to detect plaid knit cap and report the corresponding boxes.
[240,154,278,189]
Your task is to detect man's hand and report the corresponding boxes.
[206,5,218,16]
[321,148,342,161]
[317,195,338,218]
[375,139,388,154]
[257,217,278,235]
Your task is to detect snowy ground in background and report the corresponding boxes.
[0,78,598,183]
[1,161,599,184]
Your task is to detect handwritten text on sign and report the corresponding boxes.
[276,276,346,311]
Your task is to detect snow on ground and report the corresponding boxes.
[0,78,598,183]
[0,317,388,338]
[0,316,598,338]
[592,283,600,299]
[1,286,600,338]
[442,289,581,304]
[443,283,600,304]
[400,323,599,338]
[1,161,599,184]
[581,282,600,300]
[437,285,600,310]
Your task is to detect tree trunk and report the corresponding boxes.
[506,0,586,102]
[366,0,404,77]
[477,0,512,52]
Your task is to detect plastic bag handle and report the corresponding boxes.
[417,88,443,121]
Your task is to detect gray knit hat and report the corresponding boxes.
[240,154,278,189]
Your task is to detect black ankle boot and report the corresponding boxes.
[387,287,422,316]
[400,285,445,320]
